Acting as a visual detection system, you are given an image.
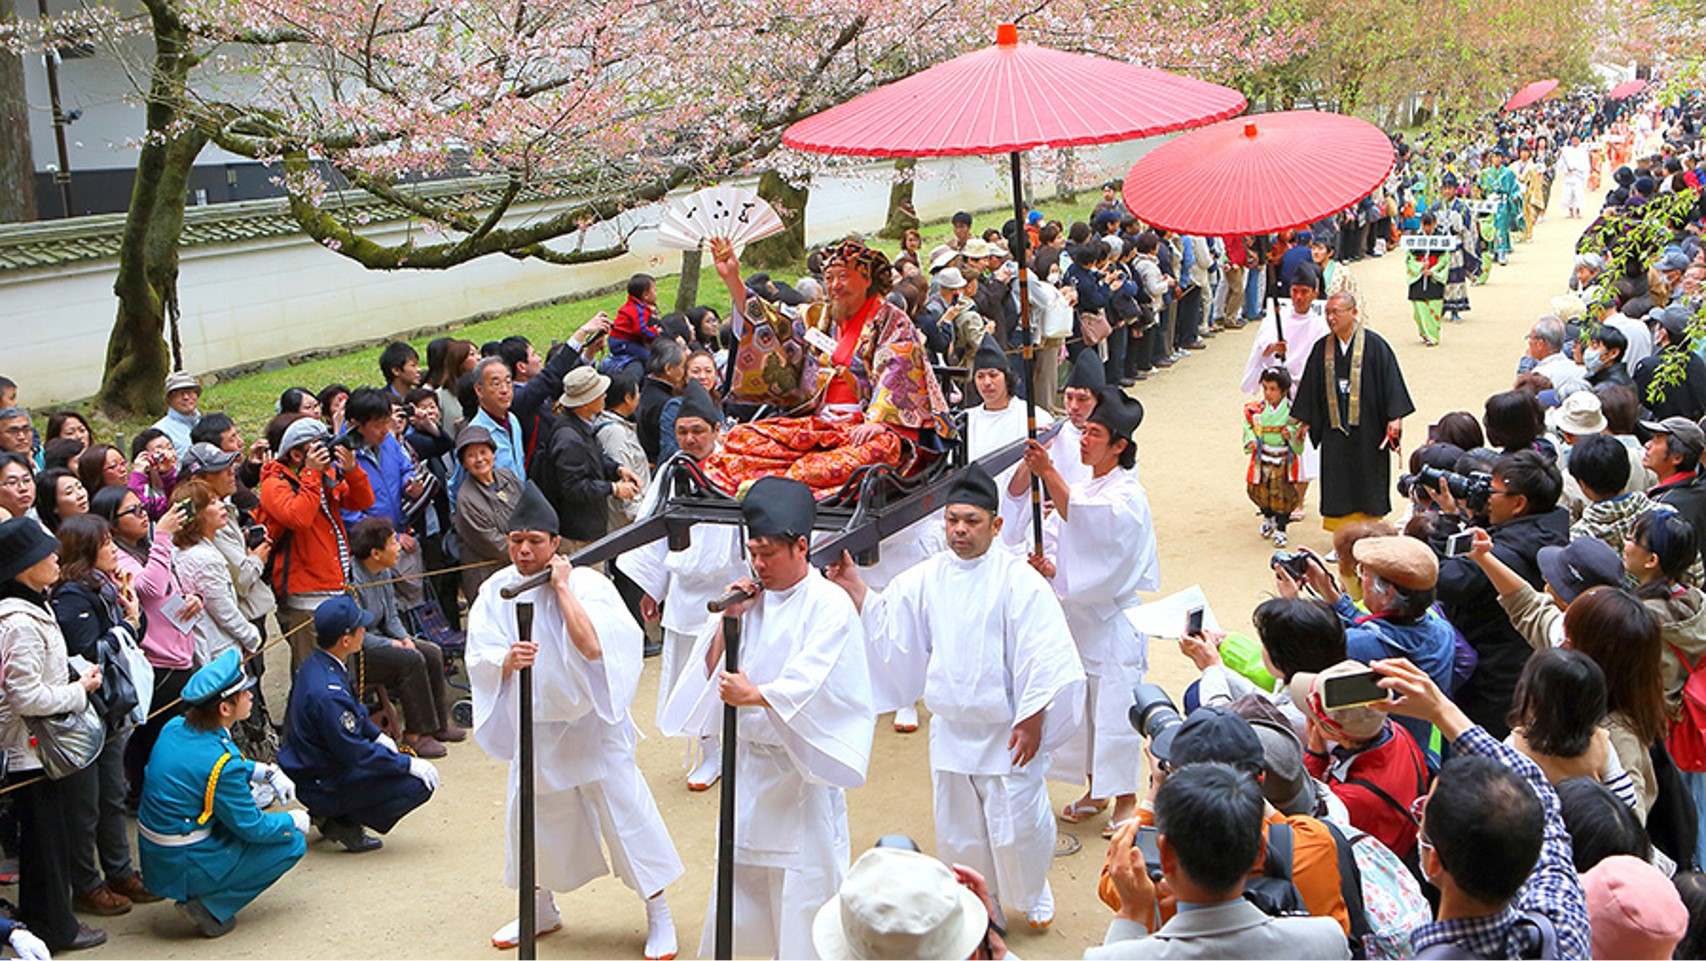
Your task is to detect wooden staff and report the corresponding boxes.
[714,611,741,959]
[515,601,537,960]
[1008,150,1043,554]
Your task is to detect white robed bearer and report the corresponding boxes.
[466,482,684,958]
[964,337,1055,556]
[829,462,1086,930]
[1022,387,1160,834]
[660,476,876,959]
[616,381,746,790]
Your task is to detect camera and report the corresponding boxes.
[1129,682,1184,762]
[1270,550,1317,581]
[331,429,362,452]
[1397,465,1493,511]
[244,524,268,549]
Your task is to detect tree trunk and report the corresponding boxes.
[0,0,37,223]
[742,169,808,270]
[1055,147,1077,202]
[673,247,702,313]
[877,158,917,239]
[99,4,203,417]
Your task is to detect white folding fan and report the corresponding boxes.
[655,185,786,251]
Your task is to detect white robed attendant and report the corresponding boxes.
[1241,274,1328,482]
[660,476,875,960]
[466,483,683,958]
[833,464,1085,928]
[1556,139,1590,216]
[615,382,745,788]
[1023,388,1159,831]
[998,350,1105,556]
[965,337,1057,556]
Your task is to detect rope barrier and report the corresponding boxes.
[0,556,502,798]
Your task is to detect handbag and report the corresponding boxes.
[1078,309,1113,347]
[23,701,105,779]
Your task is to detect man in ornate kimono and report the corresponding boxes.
[1022,389,1159,833]
[1291,293,1416,533]
[708,236,950,497]
[467,482,684,958]
[1404,212,1452,347]
[828,464,1085,930]
[1436,174,1481,321]
[660,476,875,959]
[616,382,746,791]
[1478,149,1520,264]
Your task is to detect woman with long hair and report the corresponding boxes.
[1563,585,1670,819]
[52,513,160,914]
[427,338,479,431]
[1505,648,1638,810]
[34,467,88,533]
[44,410,93,455]
[75,443,129,499]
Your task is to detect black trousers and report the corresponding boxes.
[124,666,192,807]
[301,773,432,835]
[5,770,83,948]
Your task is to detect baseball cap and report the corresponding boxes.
[1227,694,1318,816]
[1536,537,1626,603]
[1638,416,1705,459]
[314,594,378,645]
[181,442,239,476]
[1162,705,1264,774]
[1655,249,1691,273]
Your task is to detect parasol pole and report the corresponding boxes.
[714,613,741,960]
[1009,150,1044,555]
[514,601,537,961]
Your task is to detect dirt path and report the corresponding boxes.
[79,186,1584,959]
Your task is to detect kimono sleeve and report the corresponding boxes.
[757,589,875,789]
[857,564,931,715]
[1054,479,1161,602]
[1006,567,1086,756]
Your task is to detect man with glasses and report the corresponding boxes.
[0,453,37,525]
[1371,658,1588,960]
[1521,317,1581,387]
[1428,450,1570,738]
[0,407,36,465]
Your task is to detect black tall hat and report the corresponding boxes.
[741,476,816,540]
[946,462,1000,514]
[1087,387,1144,442]
[506,481,560,536]
[1065,348,1106,391]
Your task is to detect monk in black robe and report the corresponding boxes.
[1291,292,1415,530]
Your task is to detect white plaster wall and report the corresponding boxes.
[2,141,1165,404]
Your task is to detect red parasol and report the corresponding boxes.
[781,23,1245,157]
[1608,79,1648,101]
[1119,110,1395,236]
[1502,78,1559,112]
[780,23,1242,556]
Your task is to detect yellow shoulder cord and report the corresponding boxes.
[197,753,233,825]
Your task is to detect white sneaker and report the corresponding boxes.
[491,890,562,949]
[687,746,721,791]
[894,705,920,732]
[1272,530,1288,547]
[645,895,679,960]
[1259,518,1275,539]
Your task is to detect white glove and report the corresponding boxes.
[408,755,441,793]
[288,809,311,835]
[375,732,397,753]
[9,927,50,961]
[266,765,297,806]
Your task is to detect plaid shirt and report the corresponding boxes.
[1409,726,1591,959]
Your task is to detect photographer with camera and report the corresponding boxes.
[339,388,428,604]
[256,413,375,672]
[1429,450,1569,739]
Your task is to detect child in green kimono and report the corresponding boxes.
[1243,367,1306,546]
[1405,213,1452,347]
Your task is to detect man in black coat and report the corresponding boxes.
[1430,450,1570,738]
[636,340,685,464]
[1644,416,1706,569]
[1634,306,1706,421]
[531,367,641,550]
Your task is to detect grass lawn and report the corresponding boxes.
[63,194,1103,446]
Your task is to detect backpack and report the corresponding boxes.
[1664,642,1706,772]
[1336,824,1434,960]
[1247,821,1311,919]
[1412,909,1559,960]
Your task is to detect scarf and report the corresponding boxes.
[1323,325,1365,435]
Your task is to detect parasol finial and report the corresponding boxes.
[1243,121,1259,139]
[996,22,1018,46]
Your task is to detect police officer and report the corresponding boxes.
[137,649,307,938]
[278,595,439,854]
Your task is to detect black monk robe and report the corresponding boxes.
[1292,326,1415,520]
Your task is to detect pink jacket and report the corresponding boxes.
[117,529,196,669]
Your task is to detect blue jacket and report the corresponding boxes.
[343,432,414,530]
[278,649,410,799]
[1334,595,1458,756]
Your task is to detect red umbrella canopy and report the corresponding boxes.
[1119,111,1394,236]
[1503,78,1560,112]
[1608,79,1648,101]
[781,23,1246,158]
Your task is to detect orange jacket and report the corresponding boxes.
[256,459,375,597]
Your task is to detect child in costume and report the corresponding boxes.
[1243,366,1306,546]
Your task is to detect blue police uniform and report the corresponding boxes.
[278,648,431,833]
[137,653,305,924]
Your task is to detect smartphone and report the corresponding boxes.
[1444,530,1474,558]
[176,499,195,522]
[1321,670,1392,711]
[1185,605,1205,637]
[1131,825,1165,881]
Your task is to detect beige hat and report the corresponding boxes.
[1549,294,1586,322]
[961,238,1001,259]
[1546,389,1607,436]
[557,366,610,409]
[927,245,961,272]
[1351,535,1439,591]
[812,848,987,960]
[935,267,968,290]
[1288,660,1388,742]
[164,371,201,394]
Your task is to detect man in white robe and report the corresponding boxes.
[828,463,1085,929]
[999,349,1103,556]
[660,476,875,960]
[1241,265,1328,487]
[1556,133,1590,218]
[1024,387,1160,831]
[616,382,746,789]
[964,336,1054,557]
[467,482,684,958]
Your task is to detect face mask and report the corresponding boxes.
[1584,348,1604,373]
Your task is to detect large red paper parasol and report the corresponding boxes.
[781,23,1245,156]
[780,23,1241,555]
[1503,78,1560,112]
[1608,79,1648,101]
[1119,111,1395,236]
